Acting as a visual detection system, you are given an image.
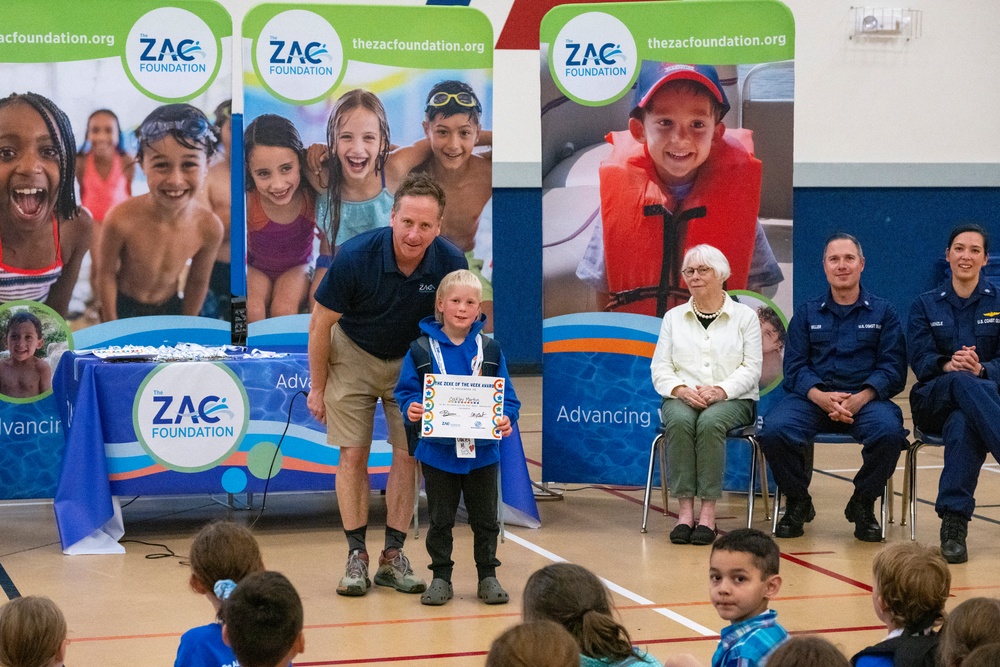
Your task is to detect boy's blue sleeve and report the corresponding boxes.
[497,352,521,423]
[393,352,422,420]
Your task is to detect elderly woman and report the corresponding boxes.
[650,245,762,545]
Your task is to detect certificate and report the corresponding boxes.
[421,373,505,440]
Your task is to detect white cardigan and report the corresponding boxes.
[650,296,762,402]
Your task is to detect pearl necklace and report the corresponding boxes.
[691,300,724,320]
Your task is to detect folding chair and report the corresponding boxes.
[902,427,945,541]
[769,433,901,541]
[641,419,769,532]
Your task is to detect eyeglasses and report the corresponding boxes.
[427,91,482,112]
[681,266,714,277]
[140,117,215,144]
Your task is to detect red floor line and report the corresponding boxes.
[779,552,872,591]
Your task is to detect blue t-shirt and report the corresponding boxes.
[174,623,238,667]
[314,226,467,359]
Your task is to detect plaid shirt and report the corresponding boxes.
[711,609,789,667]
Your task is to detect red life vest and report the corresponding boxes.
[599,129,761,316]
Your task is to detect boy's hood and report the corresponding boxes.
[417,314,486,344]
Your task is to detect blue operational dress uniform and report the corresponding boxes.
[758,287,908,507]
[908,277,1000,522]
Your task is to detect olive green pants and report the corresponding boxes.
[660,398,754,499]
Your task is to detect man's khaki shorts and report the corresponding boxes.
[324,323,407,450]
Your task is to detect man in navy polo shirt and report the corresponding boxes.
[308,173,466,597]
[758,233,907,542]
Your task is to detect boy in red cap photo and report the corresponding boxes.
[577,62,777,317]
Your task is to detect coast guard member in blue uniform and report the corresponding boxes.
[759,233,907,542]
[908,223,1000,564]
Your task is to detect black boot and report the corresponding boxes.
[940,512,969,564]
[844,494,882,542]
[774,497,815,538]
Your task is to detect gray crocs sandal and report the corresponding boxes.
[420,578,453,606]
[477,576,509,605]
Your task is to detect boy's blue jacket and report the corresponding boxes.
[394,315,520,475]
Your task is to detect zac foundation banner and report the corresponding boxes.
[242,4,494,350]
[0,0,231,499]
[540,0,794,486]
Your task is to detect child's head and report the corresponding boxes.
[937,597,1000,667]
[423,81,482,171]
[325,89,390,183]
[0,92,79,222]
[485,620,579,667]
[243,114,306,207]
[3,311,44,361]
[188,521,264,603]
[135,104,216,210]
[961,643,1000,667]
[870,542,950,634]
[765,636,849,667]
[522,563,636,662]
[136,103,217,163]
[81,109,125,156]
[435,269,482,330]
[628,62,727,187]
[0,596,68,667]
[221,571,304,667]
[709,528,782,624]
[758,306,785,354]
[213,99,233,155]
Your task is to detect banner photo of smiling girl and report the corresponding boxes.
[0,0,231,499]
[540,0,795,488]
[241,4,495,349]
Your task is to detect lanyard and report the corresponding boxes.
[428,333,484,376]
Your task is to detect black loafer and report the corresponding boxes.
[670,523,694,544]
[690,524,718,546]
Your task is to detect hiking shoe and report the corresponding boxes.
[774,497,815,538]
[844,494,882,543]
[940,512,969,564]
[374,548,427,593]
[336,549,371,597]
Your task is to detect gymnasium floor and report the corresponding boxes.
[3,376,999,666]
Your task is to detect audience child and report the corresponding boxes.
[0,595,68,667]
[523,563,662,666]
[174,520,265,667]
[0,310,51,398]
[244,114,316,322]
[485,620,580,667]
[851,542,950,667]
[306,89,429,292]
[198,100,233,320]
[709,528,788,667]
[767,636,850,667]
[937,597,1000,667]
[960,643,1000,667]
[220,571,304,667]
[75,108,134,306]
[394,268,520,606]
[0,93,93,316]
[409,80,495,330]
[99,103,223,320]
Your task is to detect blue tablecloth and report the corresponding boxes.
[52,351,539,553]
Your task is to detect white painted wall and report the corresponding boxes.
[218,0,1000,181]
